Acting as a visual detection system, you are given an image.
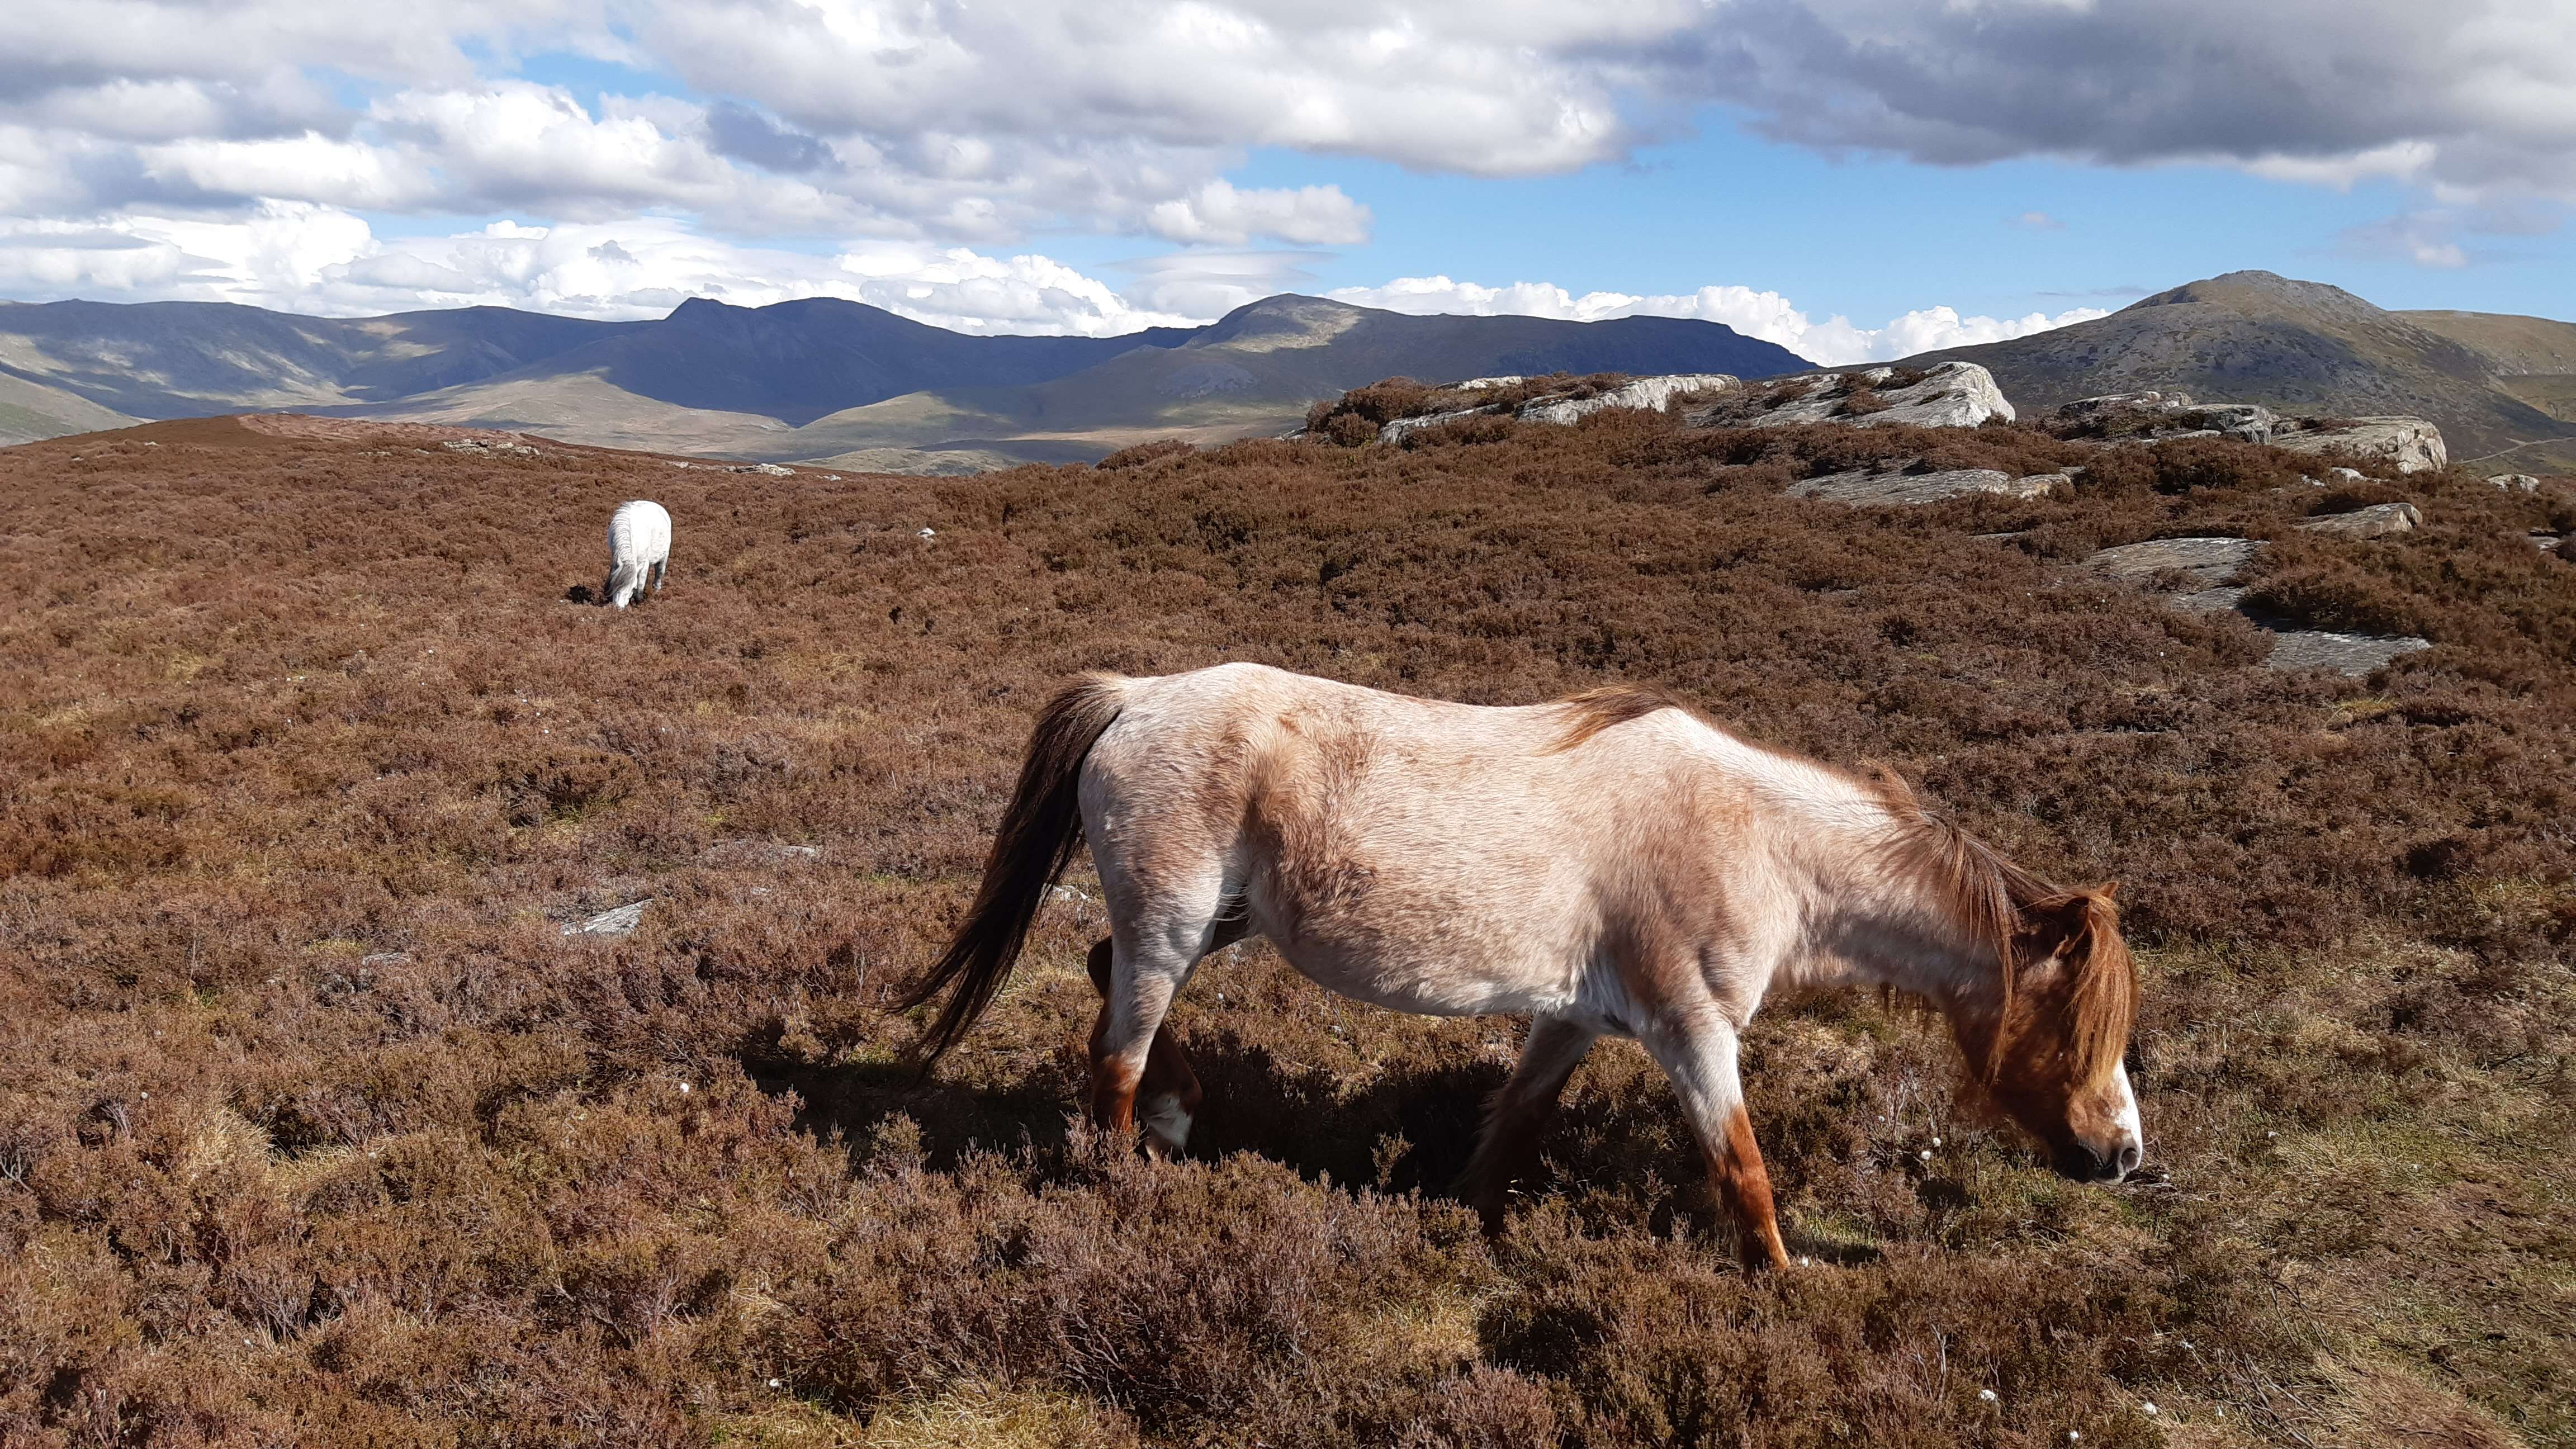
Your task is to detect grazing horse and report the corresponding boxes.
[903,663,2141,1270]
[603,500,671,609]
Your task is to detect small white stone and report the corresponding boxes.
[1798,1256,1813,1267]
[1919,1148,1933,1161]
[678,1082,690,1093]
[1930,1137,1941,1147]
[1979,1389,1998,1404]
[2070,1433,2081,1442]
[2142,1403,2158,1416]
[767,1379,782,1389]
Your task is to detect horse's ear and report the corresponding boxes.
[2095,880,2119,903]
[2016,891,2102,967]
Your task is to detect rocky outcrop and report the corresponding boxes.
[1364,362,2009,444]
[2043,391,2276,443]
[2488,473,2541,492]
[730,462,797,477]
[1520,374,1738,425]
[2270,416,2447,473]
[2294,501,2422,539]
[1789,468,2070,506]
[1743,362,2015,429]
[2081,535,2432,674]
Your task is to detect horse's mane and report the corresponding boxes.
[1867,768,2134,1091]
[1549,685,1693,752]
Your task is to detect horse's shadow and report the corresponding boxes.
[736,1023,1517,1196]
[738,1020,1743,1225]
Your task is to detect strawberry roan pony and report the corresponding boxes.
[902,664,2142,1270]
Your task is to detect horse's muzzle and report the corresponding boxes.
[2055,1141,2143,1183]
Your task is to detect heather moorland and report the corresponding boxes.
[2,406,2571,1446]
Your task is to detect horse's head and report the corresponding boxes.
[1979,884,2143,1183]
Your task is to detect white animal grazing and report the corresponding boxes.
[602,500,671,608]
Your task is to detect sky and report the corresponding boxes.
[2,0,2572,364]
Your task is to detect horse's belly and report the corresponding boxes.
[1248,886,1586,1019]
[1273,943,1570,1017]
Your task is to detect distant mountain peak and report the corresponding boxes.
[1903,268,2576,458]
[2132,269,2382,318]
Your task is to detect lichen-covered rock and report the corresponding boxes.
[1749,362,2015,429]
[564,900,648,936]
[2271,416,2446,473]
[1519,374,1737,425]
[2042,392,2274,442]
[2085,536,2262,613]
[730,462,796,477]
[1377,405,1505,443]
[2086,536,2264,589]
[1789,468,2067,506]
[2488,473,2541,493]
[2265,631,2432,675]
[2295,501,2421,539]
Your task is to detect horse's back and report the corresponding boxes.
[1080,665,1741,1015]
[607,500,671,558]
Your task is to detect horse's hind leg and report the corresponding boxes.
[1085,913,1244,1158]
[1087,939,1199,1158]
[1456,1016,1596,1234]
[1641,1014,1792,1272]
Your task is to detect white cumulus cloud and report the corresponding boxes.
[1323,276,2110,364]
[1145,181,1371,247]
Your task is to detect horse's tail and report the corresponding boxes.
[901,674,1130,1067]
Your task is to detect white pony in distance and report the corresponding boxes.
[603,500,671,608]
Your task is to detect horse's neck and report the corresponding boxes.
[1783,803,2009,1019]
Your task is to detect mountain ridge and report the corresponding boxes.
[0,290,1812,463]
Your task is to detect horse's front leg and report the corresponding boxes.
[1086,937,1201,1159]
[1642,1012,1793,1272]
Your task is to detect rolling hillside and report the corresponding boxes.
[781,295,1815,463]
[2403,308,2576,434]
[0,300,636,419]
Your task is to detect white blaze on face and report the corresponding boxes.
[2110,1059,2143,1167]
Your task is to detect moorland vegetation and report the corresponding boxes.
[2,405,2572,1446]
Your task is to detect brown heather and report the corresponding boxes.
[1,409,2571,1447]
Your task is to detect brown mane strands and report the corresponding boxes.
[1547,684,1693,752]
[1877,773,2135,1094]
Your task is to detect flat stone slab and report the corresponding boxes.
[564,900,649,937]
[2294,501,2421,539]
[2265,631,2432,674]
[1378,404,1504,443]
[1789,468,2068,505]
[699,840,823,868]
[2085,536,2431,675]
[2085,537,2264,590]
